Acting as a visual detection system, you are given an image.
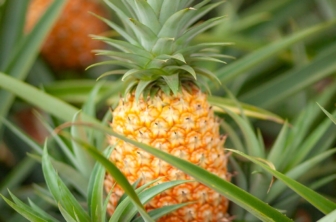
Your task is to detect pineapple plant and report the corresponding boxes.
[1,0,336,221]
[25,0,109,71]
[93,1,232,220]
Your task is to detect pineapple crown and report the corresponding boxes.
[90,0,229,100]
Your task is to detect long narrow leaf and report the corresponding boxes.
[215,18,336,84]
[58,204,77,222]
[1,117,43,154]
[208,96,284,124]
[70,112,94,178]
[266,149,336,203]
[0,73,98,124]
[27,199,58,222]
[0,0,66,128]
[318,104,336,124]
[111,179,162,221]
[88,148,112,221]
[28,153,88,197]
[228,149,336,214]
[1,192,54,222]
[267,122,289,168]
[241,42,336,107]
[0,156,36,195]
[42,147,90,222]
[0,0,28,69]
[318,209,336,222]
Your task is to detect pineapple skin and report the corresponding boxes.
[25,0,108,71]
[105,84,229,221]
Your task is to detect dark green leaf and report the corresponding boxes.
[0,0,28,69]
[318,104,336,124]
[0,0,66,128]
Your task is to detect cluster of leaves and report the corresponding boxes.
[0,0,335,221]
[1,82,335,221]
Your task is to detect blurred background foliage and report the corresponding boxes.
[0,0,335,221]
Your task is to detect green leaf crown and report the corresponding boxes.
[90,0,230,99]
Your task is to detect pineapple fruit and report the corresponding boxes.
[25,0,108,71]
[97,0,231,221]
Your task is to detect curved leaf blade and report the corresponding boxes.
[208,96,285,124]
[228,149,336,214]
[0,73,98,124]
[42,147,90,222]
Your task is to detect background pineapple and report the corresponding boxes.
[0,0,336,221]
[25,0,109,71]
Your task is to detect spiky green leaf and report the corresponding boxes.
[158,7,194,38]
[129,18,158,51]
[162,73,179,95]
[88,148,108,221]
[94,50,151,66]
[90,13,138,45]
[128,0,161,34]
[91,35,151,56]
[135,80,153,101]
[42,147,90,222]
[152,37,175,55]
[318,104,336,124]
[228,149,336,214]
[166,65,196,80]
[177,16,226,44]
[110,179,161,221]
[1,193,51,222]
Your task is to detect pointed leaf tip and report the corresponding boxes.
[163,74,179,96]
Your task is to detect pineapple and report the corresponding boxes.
[96,0,231,221]
[25,0,109,71]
